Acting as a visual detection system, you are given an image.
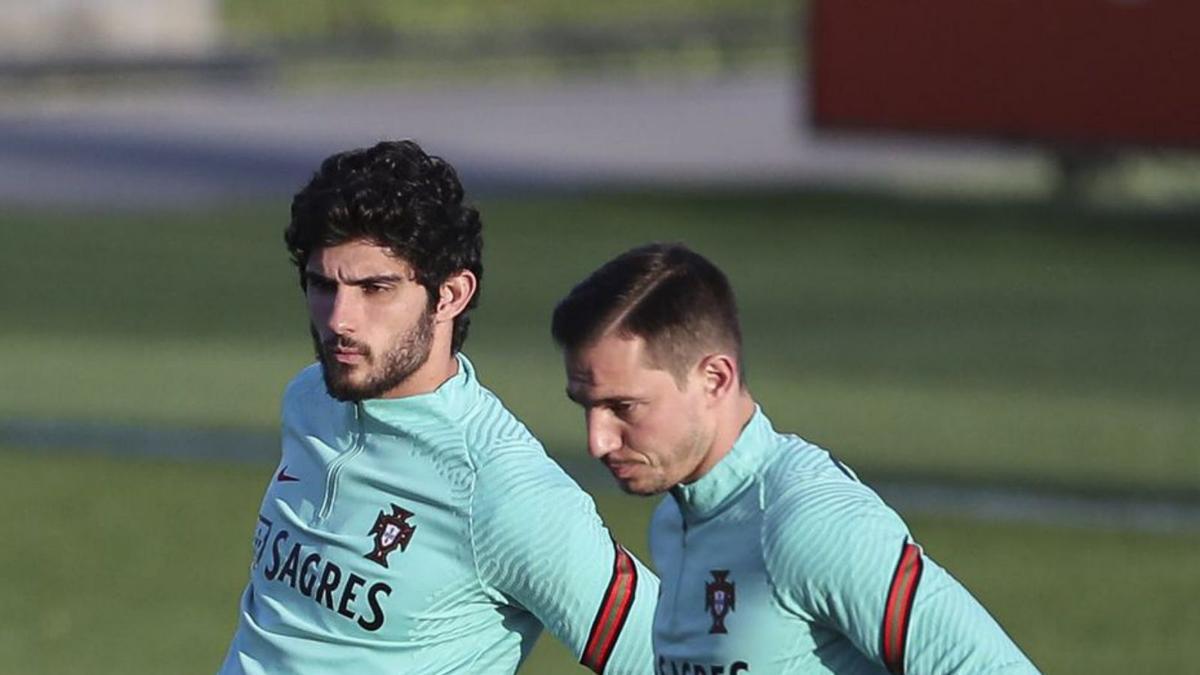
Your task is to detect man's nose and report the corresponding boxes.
[310,284,360,338]
[325,286,360,335]
[586,410,622,459]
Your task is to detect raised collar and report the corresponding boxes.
[355,353,479,426]
[670,405,773,523]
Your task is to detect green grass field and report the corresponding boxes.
[220,0,793,85]
[2,451,1197,674]
[4,192,1198,491]
[3,190,1198,672]
[221,0,790,41]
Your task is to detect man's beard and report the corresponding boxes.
[311,309,436,402]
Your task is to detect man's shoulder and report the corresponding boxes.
[756,457,910,594]
[458,384,547,463]
[760,445,904,546]
[461,383,577,495]
[280,364,335,425]
[282,363,325,403]
[766,468,892,524]
[759,428,872,507]
[468,431,599,537]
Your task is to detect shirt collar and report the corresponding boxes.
[670,405,772,522]
[356,352,478,426]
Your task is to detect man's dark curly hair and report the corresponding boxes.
[285,140,483,353]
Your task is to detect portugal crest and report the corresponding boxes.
[365,504,416,568]
[705,570,736,634]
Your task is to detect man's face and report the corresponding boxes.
[566,334,714,495]
[305,240,434,401]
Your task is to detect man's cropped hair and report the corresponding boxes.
[285,140,483,353]
[552,243,743,384]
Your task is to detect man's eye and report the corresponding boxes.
[611,402,637,416]
[362,284,388,295]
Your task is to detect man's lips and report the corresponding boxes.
[604,460,642,480]
[331,348,366,364]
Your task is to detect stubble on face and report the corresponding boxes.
[312,306,436,402]
[568,335,718,496]
[615,409,710,496]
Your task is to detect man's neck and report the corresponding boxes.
[379,352,460,399]
[688,391,757,482]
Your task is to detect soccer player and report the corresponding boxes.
[552,243,1038,674]
[220,141,657,674]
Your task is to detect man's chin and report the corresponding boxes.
[321,364,375,402]
[613,475,663,497]
[325,382,369,402]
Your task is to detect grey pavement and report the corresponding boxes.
[0,74,1048,209]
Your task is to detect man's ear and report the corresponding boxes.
[697,353,739,403]
[435,269,477,323]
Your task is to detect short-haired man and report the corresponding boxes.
[552,243,1037,674]
[220,141,657,674]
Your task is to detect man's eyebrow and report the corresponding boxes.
[303,271,410,286]
[565,388,636,408]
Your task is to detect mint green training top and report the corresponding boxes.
[649,407,1038,675]
[220,355,658,674]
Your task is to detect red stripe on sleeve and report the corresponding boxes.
[580,540,639,674]
[593,552,636,662]
[881,541,924,674]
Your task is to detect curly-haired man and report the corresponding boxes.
[220,141,657,674]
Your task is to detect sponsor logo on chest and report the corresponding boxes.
[251,502,421,632]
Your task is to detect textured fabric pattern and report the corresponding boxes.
[649,407,1038,675]
[220,355,658,674]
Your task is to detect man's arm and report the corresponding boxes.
[471,446,658,674]
[764,477,1038,674]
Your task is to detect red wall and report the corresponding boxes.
[810,0,1200,147]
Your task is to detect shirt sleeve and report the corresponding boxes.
[470,444,659,674]
[764,476,1039,674]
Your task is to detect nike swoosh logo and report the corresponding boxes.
[276,466,300,483]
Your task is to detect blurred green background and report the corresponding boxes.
[3,192,1199,673]
[219,0,793,82]
[5,194,1198,490]
[222,0,790,37]
[3,1,1200,673]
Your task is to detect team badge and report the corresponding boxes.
[705,570,736,634]
[365,504,416,568]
